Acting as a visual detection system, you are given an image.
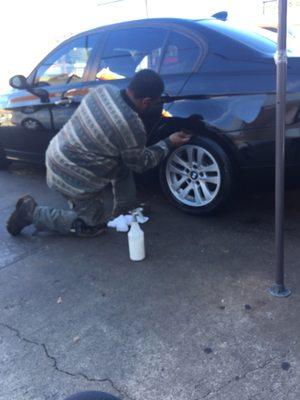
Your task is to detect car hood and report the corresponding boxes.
[0,88,16,109]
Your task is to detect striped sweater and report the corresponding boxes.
[46,85,171,199]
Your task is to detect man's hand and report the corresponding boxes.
[168,131,192,147]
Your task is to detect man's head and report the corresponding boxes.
[127,69,164,115]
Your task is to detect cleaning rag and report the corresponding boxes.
[107,214,149,232]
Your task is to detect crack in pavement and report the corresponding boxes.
[199,353,289,399]
[1,322,134,400]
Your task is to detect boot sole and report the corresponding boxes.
[7,195,36,236]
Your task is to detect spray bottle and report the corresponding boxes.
[128,210,145,261]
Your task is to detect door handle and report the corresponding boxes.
[54,98,73,106]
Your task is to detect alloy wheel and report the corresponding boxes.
[166,144,221,207]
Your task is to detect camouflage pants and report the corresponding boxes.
[33,169,137,234]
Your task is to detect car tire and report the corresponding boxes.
[0,143,9,169]
[159,137,234,215]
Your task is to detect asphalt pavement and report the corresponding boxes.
[0,164,299,400]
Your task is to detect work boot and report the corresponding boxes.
[7,195,37,236]
[70,219,106,238]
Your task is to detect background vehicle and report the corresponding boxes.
[1,18,300,215]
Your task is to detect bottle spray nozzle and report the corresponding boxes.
[129,207,144,222]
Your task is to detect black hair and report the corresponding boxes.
[128,69,164,100]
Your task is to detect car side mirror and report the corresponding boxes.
[9,74,49,103]
[9,75,30,90]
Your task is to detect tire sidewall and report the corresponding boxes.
[159,136,233,215]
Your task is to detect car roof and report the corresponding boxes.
[25,16,277,86]
[72,17,209,37]
[67,17,276,56]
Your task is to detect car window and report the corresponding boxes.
[95,27,168,81]
[200,20,277,54]
[34,34,101,86]
[160,32,201,75]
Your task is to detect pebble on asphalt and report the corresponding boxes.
[281,362,291,371]
[204,347,213,354]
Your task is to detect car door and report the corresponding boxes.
[159,30,204,95]
[90,26,171,133]
[38,32,106,135]
[90,24,203,132]
[158,29,205,118]
[1,32,103,163]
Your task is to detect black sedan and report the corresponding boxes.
[1,17,300,215]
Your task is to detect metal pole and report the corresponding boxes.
[145,0,149,18]
[268,0,291,298]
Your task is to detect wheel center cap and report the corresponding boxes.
[190,171,198,180]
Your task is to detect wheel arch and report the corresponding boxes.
[154,114,241,174]
[194,129,240,175]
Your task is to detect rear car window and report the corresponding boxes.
[200,19,277,55]
[96,27,168,80]
[160,31,201,75]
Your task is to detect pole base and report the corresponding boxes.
[268,284,291,298]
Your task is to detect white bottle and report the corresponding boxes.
[128,216,145,261]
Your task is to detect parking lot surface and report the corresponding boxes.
[0,165,299,400]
